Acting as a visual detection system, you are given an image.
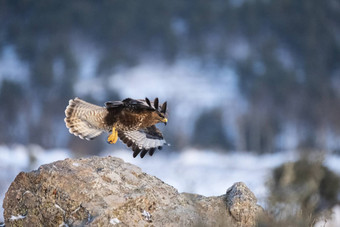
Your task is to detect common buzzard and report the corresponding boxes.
[64,97,168,158]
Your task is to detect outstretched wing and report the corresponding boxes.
[118,125,168,158]
[64,98,108,140]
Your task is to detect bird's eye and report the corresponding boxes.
[158,113,164,118]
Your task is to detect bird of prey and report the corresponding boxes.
[64,97,168,158]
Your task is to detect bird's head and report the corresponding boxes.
[154,111,168,125]
[146,97,168,125]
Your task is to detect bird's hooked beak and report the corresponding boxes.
[162,118,168,125]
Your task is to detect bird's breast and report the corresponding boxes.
[115,112,147,131]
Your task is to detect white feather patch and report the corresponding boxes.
[123,130,166,150]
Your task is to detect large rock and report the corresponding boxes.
[3,156,262,226]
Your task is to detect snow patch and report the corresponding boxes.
[9,215,26,221]
[23,191,32,195]
[110,218,121,225]
[142,210,152,222]
[72,162,80,167]
[71,207,81,214]
[55,204,65,214]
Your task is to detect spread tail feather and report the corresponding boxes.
[64,97,107,140]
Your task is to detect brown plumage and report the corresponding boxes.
[64,97,168,158]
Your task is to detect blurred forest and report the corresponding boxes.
[0,0,340,154]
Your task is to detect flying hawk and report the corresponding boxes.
[64,97,168,158]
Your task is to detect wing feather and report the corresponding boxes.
[122,98,154,111]
[118,126,167,158]
[64,98,108,140]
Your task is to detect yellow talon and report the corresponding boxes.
[108,127,118,144]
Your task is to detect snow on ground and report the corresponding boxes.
[1,144,340,225]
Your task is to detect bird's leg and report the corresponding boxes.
[107,127,118,144]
